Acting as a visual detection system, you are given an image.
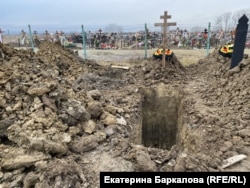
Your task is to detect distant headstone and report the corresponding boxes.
[230,15,249,69]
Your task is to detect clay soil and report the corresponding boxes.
[0,42,250,188]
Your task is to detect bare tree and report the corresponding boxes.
[215,9,250,32]
[215,11,232,32]
[232,9,250,26]
[215,16,223,31]
[223,12,232,32]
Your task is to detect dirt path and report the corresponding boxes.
[185,78,250,171]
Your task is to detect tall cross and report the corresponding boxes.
[155,11,177,68]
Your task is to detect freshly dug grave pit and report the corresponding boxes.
[139,83,183,150]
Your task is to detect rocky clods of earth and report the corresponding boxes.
[0,42,249,187]
[181,49,250,171]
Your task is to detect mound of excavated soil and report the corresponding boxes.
[0,42,249,187]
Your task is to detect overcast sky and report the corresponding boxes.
[1,0,249,32]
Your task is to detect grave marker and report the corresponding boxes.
[154,11,176,68]
[230,15,249,69]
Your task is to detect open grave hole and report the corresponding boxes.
[140,84,183,150]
